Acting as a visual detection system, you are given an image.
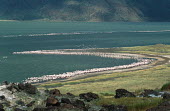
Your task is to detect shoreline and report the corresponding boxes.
[35,54,169,86]
[67,54,169,81]
[13,49,155,84]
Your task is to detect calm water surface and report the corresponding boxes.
[0,21,170,82]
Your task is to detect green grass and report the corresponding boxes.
[93,97,163,111]
[161,82,170,91]
[92,44,170,55]
[120,44,170,55]
[38,64,170,95]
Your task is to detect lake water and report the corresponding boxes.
[0,21,170,82]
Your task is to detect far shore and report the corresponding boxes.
[0,20,16,21]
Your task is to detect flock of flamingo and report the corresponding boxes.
[13,49,154,83]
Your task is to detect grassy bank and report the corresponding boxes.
[93,97,162,111]
[38,64,170,95]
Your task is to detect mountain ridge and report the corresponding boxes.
[0,0,170,22]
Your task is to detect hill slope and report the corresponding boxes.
[0,0,170,22]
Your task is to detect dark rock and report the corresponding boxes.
[115,105,128,111]
[99,109,107,111]
[24,83,38,94]
[79,92,99,102]
[0,108,5,111]
[0,103,5,111]
[44,89,49,93]
[60,103,75,109]
[7,83,20,92]
[26,101,36,107]
[2,102,10,107]
[2,81,8,85]
[0,104,4,109]
[49,89,61,96]
[83,107,89,111]
[66,92,75,97]
[16,100,25,106]
[140,89,160,97]
[46,97,59,107]
[72,99,85,109]
[163,93,170,99]
[14,108,26,111]
[7,85,13,91]
[115,89,136,98]
[0,95,5,100]
[102,105,115,111]
[146,101,170,111]
[102,105,128,111]
[33,108,47,111]
[61,98,71,104]
[159,101,170,106]
[18,83,25,90]
[15,83,38,94]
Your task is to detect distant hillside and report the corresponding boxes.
[0,0,170,22]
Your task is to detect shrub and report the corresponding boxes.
[161,82,170,91]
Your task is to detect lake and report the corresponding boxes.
[0,21,170,82]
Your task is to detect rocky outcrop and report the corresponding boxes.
[61,98,71,104]
[26,101,36,107]
[79,92,99,102]
[7,83,38,94]
[115,89,136,98]
[0,96,5,100]
[162,93,170,100]
[66,92,75,97]
[2,81,8,85]
[24,83,38,94]
[140,89,161,97]
[46,97,60,107]
[7,83,20,92]
[1,82,170,111]
[49,89,61,97]
[72,99,86,109]
[14,108,26,111]
[0,103,4,111]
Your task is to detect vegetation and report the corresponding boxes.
[93,97,163,111]
[121,44,170,55]
[38,64,170,95]
[91,44,170,55]
[161,82,170,91]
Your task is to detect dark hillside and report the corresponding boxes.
[0,0,170,21]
